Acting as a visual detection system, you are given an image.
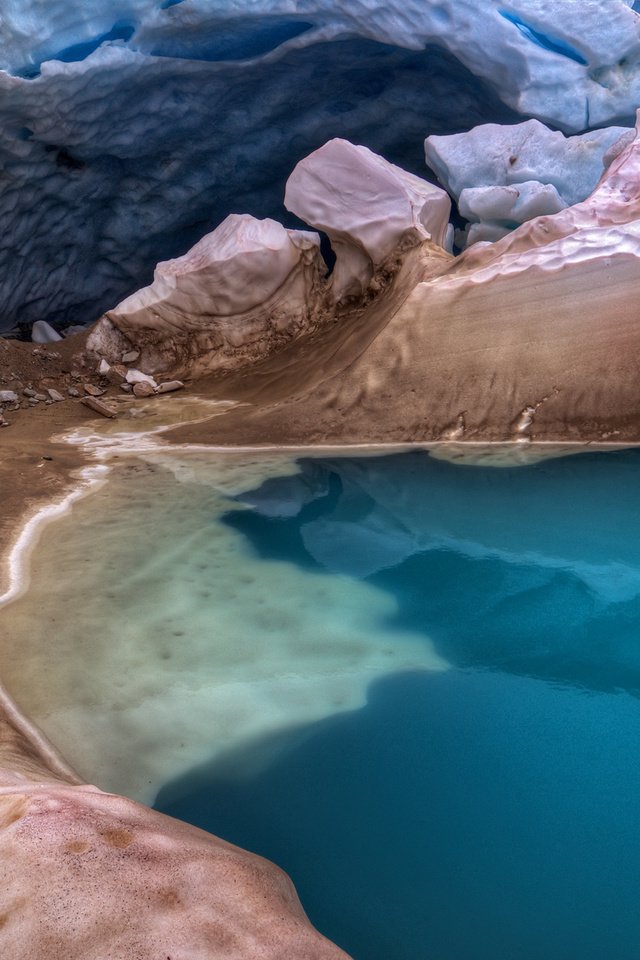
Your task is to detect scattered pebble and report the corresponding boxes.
[98,358,111,375]
[46,388,65,403]
[122,350,140,363]
[23,387,37,398]
[68,386,80,398]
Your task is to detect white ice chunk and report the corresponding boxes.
[125,369,157,388]
[458,182,567,225]
[285,138,451,298]
[425,120,631,208]
[32,320,62,343]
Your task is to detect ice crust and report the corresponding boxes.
[1,0,638,333]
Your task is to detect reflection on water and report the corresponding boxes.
[153,447,640,960]
[229,449,640,693]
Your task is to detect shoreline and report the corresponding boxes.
[0,390,638,791]
[3,392,638,603]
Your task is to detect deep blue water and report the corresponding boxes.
[155,449,640,959]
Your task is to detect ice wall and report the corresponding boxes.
[1,0,639,334]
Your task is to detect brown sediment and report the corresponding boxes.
[0,335,96,595]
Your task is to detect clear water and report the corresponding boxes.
[4,445,640,959]
[156,448,640,960]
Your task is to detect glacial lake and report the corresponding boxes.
[4,443,640,959]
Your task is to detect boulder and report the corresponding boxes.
[285,138,451,298]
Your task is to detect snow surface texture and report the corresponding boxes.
[425,120,632,247]
[0,783,351,960]
[1,0,639,334]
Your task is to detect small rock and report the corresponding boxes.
[122,350,140,364]
[23,387,37,398]
[133,381,155,398]
[46,388,65,403]
[28,398,39,406]
[98,358,111,375]
[0,418,9,427]
[62,324,86,338]
[70,369,82,380]
[107,363,128,385]
[120,383,133,393]
[126,369,157,388]
[34,393,47,402]
[67,387,80,398]
[155,380,185,394]
[32,320,63,344]
[81,397,117,419]
[0,390,18,403]
[83,383,106,397]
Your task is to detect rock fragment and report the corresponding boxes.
[106,363,128,385]
[0,390,18,403]
[46,388,65,403]
[83,383,106,397]
[81,396,117,418]
[122,350,140,363]
[132,381,155,398]
[155,380,185,394]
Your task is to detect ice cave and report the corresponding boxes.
[4,3,640,959]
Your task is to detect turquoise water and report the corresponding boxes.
[154,449,640,960]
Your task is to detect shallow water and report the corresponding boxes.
[0,448,442,801]
[4,444,640,958]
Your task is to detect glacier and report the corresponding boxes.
[2,0,640,335]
